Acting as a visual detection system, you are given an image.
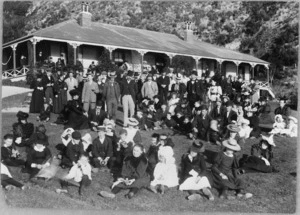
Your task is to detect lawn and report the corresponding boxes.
[1,105,297,213]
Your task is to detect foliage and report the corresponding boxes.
[171,55,195,75]
[96,49,118,73]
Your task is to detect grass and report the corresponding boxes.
[1,104,297,213]
[1,93,31,110]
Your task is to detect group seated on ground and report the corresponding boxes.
[2,66,297,202]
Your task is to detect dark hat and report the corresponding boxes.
[191,70,197,76]
[16,111,29,120]
[69,89,80,97]
[148,100,155,106]
[153,95,160,100]
[142,71,148,75]
[101,71,107,76]
[201,73,206,77]
[96,100,104,107]
[195,106,202,112]
[151,70,158,75]
[181,99,188,105]
[222,139,241,151]
[36,124,46,133]
[127,70,134,77]
[162,67,169,74]
[134,72,140,77]
[225,101,234,107]
[279,96,288,101]
[200,104,208,110]
[190,140,205,153]
[147,74,153,79]
[35,133,48,145]
[109,71,116,77]
[71,131,81,140]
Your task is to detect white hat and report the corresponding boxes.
[127,118,139,126]
[274,114,283,122]
[261,134,276,147]
[222,139,241,151]
[288,116,298,124]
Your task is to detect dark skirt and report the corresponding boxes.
[53,91,68,114]
[114,177,150,190]
[64,111,89,130]
[210,170,244,190]
[243,156,273,173]
[30,89,44,113]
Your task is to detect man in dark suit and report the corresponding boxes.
[210,97,226,122]
[120,70,138,127]
[102,71,120,121]
[89,100,107,131]
[221,101,238,134]
[198,74,206,102]
[92,126,114,171]
[157,68,170,103]
[192,105,212,141]
[187,70,201,109]
[42,69,55,105]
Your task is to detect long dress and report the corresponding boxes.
[211,152,244,190]
[29,80,44,113]
[64,100,89,130]
[53,80,68,114]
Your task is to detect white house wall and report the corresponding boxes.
[225,62,237,78]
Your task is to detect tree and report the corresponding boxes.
[96,50,118,73]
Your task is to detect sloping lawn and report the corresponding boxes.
[1,107,296,213]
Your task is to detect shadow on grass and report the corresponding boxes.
[203,149,219,165]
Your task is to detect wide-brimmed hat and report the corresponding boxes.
[96,126,106,132]
[261,134,275,147]
[222,139,241,151]
[71,131,82,140]
[190,140,205,153]
[274,114,283,122]
[127,118,139,126]
[288,116,298,124]
[69,89,80,97]
[16,111,29,120]
[227,124,241,133]
[210,120,219,132]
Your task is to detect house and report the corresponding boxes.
[2,2,269,82]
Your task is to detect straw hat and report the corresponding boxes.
[222,139,241,151]
[261,134,275,147]
[227,124,241,133]
[288,116,298,124]
[190,140,205,153]
[127,118,139,126]
[81,133,92,145]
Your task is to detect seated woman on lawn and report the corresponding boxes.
[99,144,150,199]
[239,134,279,173]
[280,116,298,137]
[150,146,179,195]
[269,114,286,135]
[56,154,92,196]
[211,139,252,200]
[1,134,25,168]
[179,141,214,201]
[13,111,34,147]
[1,162,26,191]
[23,134,52,179]
[62,89,89,130]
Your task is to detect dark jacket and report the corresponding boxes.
[89,109,107,126]
[222,110,238,127]
[274,105,291,119]
[192,114,212,141]
[157,76,170,92]
[210,105,226,121]
[120,79,138,100]
[92,137,113,159]
[187,80,201,96]
[64,141,84,164]
[102,81,121,101]
[180,153,207,182]
[251,143,273,162]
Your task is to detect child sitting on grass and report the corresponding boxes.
[37,99,52,122]
[1,162,27,191]
[150,146,179,194]
[280,116,297,137]
[163,112,177,129]
[270,115,286,135]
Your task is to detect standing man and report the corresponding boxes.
[141,75,159,100]
[120,70,138,127]
[187,70,201,109]
[157,68,170,103]
[82,72,99,112]
[42,69,55,105]
[102,71,121,121]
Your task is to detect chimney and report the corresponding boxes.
[78,2,92,27]
[184,21,194,43]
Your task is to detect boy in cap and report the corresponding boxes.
[192,105,212,141]
[61,131,84,169]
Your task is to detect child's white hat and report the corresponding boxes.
[274,114,283,122]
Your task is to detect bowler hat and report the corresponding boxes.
[96,100,104,107]
[190,140,205,153]
[222,139,241,151]
[96,126,106,132]
[225,101,234,107]
[71,131,82,140]
[127,70,134,77]
[191,70,197,76]
[16,111,29,120]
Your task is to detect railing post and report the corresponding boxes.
[11,44,18,74]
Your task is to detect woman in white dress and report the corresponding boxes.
[65,71,78,101]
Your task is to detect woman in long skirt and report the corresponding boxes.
[30,74,44,113]
[53,75,68,114]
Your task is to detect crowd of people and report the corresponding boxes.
[1,61,298,202]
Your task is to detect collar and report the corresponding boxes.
[34,145,45,152]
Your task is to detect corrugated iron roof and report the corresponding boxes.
[4,19,268,65]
